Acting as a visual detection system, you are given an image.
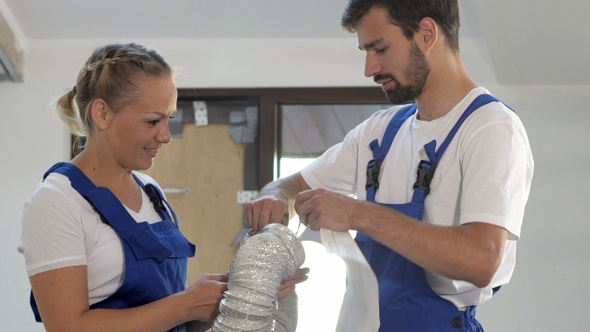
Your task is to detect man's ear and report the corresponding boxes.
[90,99,110,130]
[416,17,438,53]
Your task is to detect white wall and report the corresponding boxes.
[1,38,589,331]
[477,85,590,330]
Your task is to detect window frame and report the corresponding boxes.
[178,87,387,188]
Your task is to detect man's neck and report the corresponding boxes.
[415,56,476,121]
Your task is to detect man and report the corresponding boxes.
[246,0,534,331]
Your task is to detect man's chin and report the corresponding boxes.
[385,91,414,105]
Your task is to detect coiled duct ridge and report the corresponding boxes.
[212,223,305,332]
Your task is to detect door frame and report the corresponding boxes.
[178,87,387,188]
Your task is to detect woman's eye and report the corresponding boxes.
[148,120,161,126]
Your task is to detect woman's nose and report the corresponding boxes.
[157,125,173,144]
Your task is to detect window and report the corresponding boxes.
[278,103,387,331]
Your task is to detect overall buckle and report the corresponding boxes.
[366,158,382,189]
[413,160,436,195]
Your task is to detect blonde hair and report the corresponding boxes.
[56,43,173,139]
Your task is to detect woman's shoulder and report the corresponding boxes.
[132,172,160,187]
[27,172,80,204]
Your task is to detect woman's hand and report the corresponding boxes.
[276,267,310,299]
[182,273,229,322]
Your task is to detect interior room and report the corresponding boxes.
[1,0,588,331]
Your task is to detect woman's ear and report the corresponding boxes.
[417,17,438,53]
[90,99,109,130]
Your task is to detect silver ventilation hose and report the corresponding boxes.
[212,223,305,332]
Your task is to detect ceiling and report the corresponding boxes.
[2,0,588,85]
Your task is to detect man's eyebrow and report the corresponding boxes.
[359,38,384,51]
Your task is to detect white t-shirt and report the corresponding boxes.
[301,87,534,309]
[19,171,169,305]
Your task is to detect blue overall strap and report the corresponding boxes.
[133,173,180,225]
[411,94,501,205]
[424,94,500,165]
[46,162,172,262]
[366,104,417,201]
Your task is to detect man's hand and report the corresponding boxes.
[245,195,289,231]
[294,188,359,231]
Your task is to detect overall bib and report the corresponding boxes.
[30,162,196,332]
[355,94,500,331]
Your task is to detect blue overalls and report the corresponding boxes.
[30,162,196,332]
[355,94,500,331]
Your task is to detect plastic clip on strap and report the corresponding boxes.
[413,160,436,195]
[366,158,382,190]
[144,184,166,216]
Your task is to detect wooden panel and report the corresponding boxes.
[145,123,242,284]
[178,87,387,188]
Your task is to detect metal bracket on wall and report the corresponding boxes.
[231,190,259,246]
[237,190,259,204]
[193,101,208,126]
[229,106,258,144]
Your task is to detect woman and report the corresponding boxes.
[19,43,305,332]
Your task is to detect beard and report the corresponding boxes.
[376,41,430,104]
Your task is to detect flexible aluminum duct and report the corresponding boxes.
[212,223,305,332]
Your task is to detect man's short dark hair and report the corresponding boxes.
[341,0,460,52]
